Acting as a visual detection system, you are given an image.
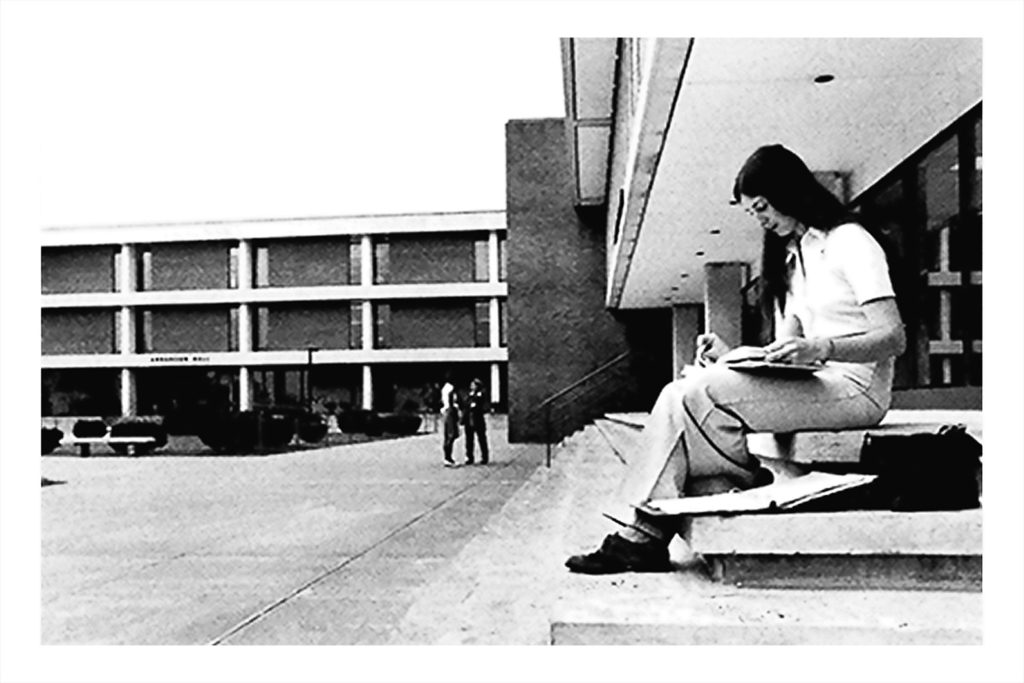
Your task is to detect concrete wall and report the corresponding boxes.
[261,303,353,350]
[385,301,477,349]
[148,307,232,352]
[149,242,231,291]
[264,237,352,287]
[505,118,669,442]
[386,234,478,284]
[42,309,116,354]
[42,246,117,294]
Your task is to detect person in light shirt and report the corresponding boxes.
[567,144,906,574]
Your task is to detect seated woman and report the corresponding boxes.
[566,144,906,574]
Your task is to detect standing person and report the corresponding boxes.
[440,375,460,467]
[462,378,490,465]
[566,144,906,574]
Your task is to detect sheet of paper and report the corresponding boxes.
[646,471,877,515]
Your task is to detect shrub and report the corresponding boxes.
[197,411,260,454]
[297,415,328,443]
[379,413,422,435]
[41,427,63,454]
[72,419,107,438]
[109,420,168,455]
[198,411,303,454]
[337,408,375,434]
[260,411,295,449]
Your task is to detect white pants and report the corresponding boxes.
[606,363,891,524]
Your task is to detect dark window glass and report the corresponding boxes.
[475,301,490,347]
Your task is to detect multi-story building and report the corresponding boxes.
[41,211,507,424]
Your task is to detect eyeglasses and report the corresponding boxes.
[737,197,769,218]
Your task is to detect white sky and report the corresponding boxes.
[2,2,565,226]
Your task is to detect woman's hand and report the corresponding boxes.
[695,332,731,366]
[718,345,767,364]
[763,336,828,364]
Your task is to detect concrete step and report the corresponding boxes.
[551,582,981,645]
[689,509,982,591]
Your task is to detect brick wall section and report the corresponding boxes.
[386,301,476,348]
[42,246,117,293]
[505,119,670,442]
[265,237,351,287]
[42,309,116,354]
[387,235,477,283]
[149,307,231,352]
[262,303,352,350]
[149,242,230,290]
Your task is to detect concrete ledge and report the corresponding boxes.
[690,509,982,591]
[689,509,982,555]
[748,410,982,464]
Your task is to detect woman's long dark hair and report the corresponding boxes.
[732,144,857,340]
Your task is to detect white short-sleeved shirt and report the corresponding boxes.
[785,222,896,390]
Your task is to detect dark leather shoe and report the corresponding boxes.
[565,534,671,574]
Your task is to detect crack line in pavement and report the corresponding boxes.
[206,449,539,645]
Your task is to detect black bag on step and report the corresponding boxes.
[860,424,982,511]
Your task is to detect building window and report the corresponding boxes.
[349,241,362,285]
[350,302,364,349]
[499,299,507,346]
[135,310,153,352]
[137,248,153,291]
[853,105,982,391]
[374,239,390,285]
[474,238,489,282]
[229,246,239,289]
[499,236,507,282]
[228,307,239,351]
[255,246,269,287]
[474,301,490,347]
[113,250,122,292]
[254,306,269,351]
[374,303,390,348]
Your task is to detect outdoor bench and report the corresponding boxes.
[60,436,157,457]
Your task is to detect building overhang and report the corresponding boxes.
[41,210,507,247]
[596,38,982,309]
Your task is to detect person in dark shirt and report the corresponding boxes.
[462,378,489,465]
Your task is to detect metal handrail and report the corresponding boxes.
[525,351,633,467]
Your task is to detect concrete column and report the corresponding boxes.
[120,368,136,417]
[238,366,252,410]
[362,365,373,411]
[488,230,500,283]
[118,244,137,416]
[360,235,373,287]
[671,304,702,379]
[237,239,254,410]
[703,262,747,349]
[490,362,501,405]
[489,297,501,348]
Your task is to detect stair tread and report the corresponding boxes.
[689,508,981,555]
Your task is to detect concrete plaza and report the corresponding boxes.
[41,419,568,645]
